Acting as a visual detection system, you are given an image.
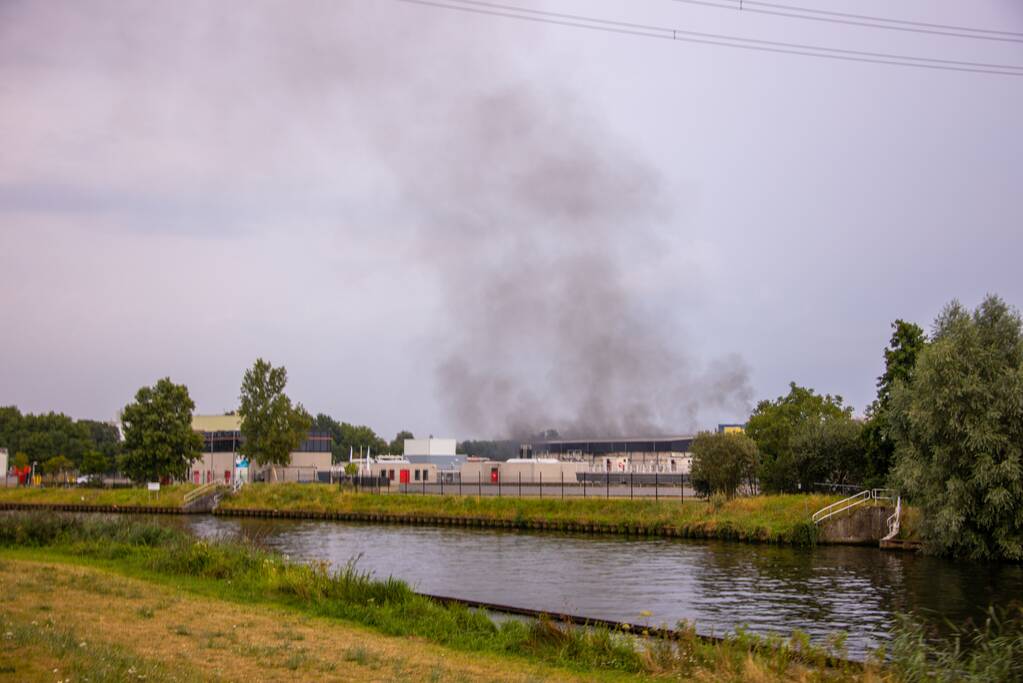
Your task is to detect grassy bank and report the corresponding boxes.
[0,512,876,682]
[220,484,837,543]
[0,483,196,508]
[0,559,593,682]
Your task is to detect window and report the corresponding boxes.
[422,469,429,482]
[414,469,421,481]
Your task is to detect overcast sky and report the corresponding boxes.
[1,0,1021,439]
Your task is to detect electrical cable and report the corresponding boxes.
[396,0,1023,76]
[668,0,1023,42]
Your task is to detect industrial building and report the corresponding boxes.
[191,414,332,484]
[526,436,694,475]
[357,455,440,485]
[403,437,465,470]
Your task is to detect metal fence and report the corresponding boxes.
[342,471,695,501]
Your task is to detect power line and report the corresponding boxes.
[439,0,1023,71]
[669,0,1023,43]
[396,0,1023,76]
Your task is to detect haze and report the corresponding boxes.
[1,0,1021,439]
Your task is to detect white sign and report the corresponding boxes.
[147,482,161,492]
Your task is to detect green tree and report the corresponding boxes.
[80,419,123,461]
[389,430,414,455]
[11,452,29,469]
[690,431,759,498]
[238,359,312,481]
[890,295,1023,560]
[746,382,851,493]
[311,413,346,463]
[337,423,386,461]
[861,320,927,488]
[791,415,864,490]
[41,455,75,485]
[80,449,109,477]
[121,378,204,483]
[876,319,927,408]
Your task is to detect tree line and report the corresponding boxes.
[691,294,1023,560]
[0,407,121,477]
[2,358,417,482]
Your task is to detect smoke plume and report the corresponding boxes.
[0,1,752,437]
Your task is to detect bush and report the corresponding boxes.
[690,431,759,498]
[890,295,1023,559]
[888,605,1023,682]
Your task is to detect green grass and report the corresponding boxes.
[0,610,182,682]
[0,512,866,681]
[0,483,197,508]
[220,483,838,544]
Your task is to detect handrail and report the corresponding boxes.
[883,496,902,540]
[183,482,218,505]
[811,488,901,526]
[871,488,897,501]
[811,489,871,524]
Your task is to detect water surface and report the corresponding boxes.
[171,515,1022,658]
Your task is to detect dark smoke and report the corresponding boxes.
[0,1,752,437]
[383,84,753,438]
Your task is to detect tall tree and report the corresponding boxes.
[890,295,1023,560]
[311,413,347,463]
[690,431,759,498]
[80,419,123,462]
[238,359,312,480]
[860,319,928,488]
[121,378,203,483]
[746,382,851,493]
[80,449,110,477]
[790,415,865,489]
[389,430,414,455]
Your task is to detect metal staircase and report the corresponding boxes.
[811,488,898,525]
[883,495,902,541]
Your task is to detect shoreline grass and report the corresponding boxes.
[0,512,874,681]
[0,483,916,546]
[0,483,197,508]
[220,483,837,543]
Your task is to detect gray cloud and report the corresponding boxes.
[0,1,1019,439]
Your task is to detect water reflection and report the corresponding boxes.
[178,516,1023,659]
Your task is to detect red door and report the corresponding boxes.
[224,470,231,484]
[193,470,200,484]
[490,467,499,483]
[399,469,410,484]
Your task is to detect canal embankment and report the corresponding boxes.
[216,484,839,544]
[0,512,878,682]
[0,483,918,546]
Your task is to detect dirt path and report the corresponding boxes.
[0,558,625,683]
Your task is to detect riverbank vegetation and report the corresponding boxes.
[1,513,1017,682]
[0,483,195,508]
[219,484,838,543]
[0,513,873,681]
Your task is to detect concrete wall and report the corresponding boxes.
[367,461,439,484]
[192,451,332,484]
[191,452,237,484]
[404,438,457,457]
[819,505,894,544]
[460,460,587,484]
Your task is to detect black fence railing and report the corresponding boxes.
[342,471,695,501]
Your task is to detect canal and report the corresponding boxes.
[175,515,1021,659]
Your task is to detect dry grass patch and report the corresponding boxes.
[0,559,616,682]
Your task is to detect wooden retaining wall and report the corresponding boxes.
[0,502,196,515]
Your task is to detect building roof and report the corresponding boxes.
[192,414,242,432]
[533,436,695,445]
